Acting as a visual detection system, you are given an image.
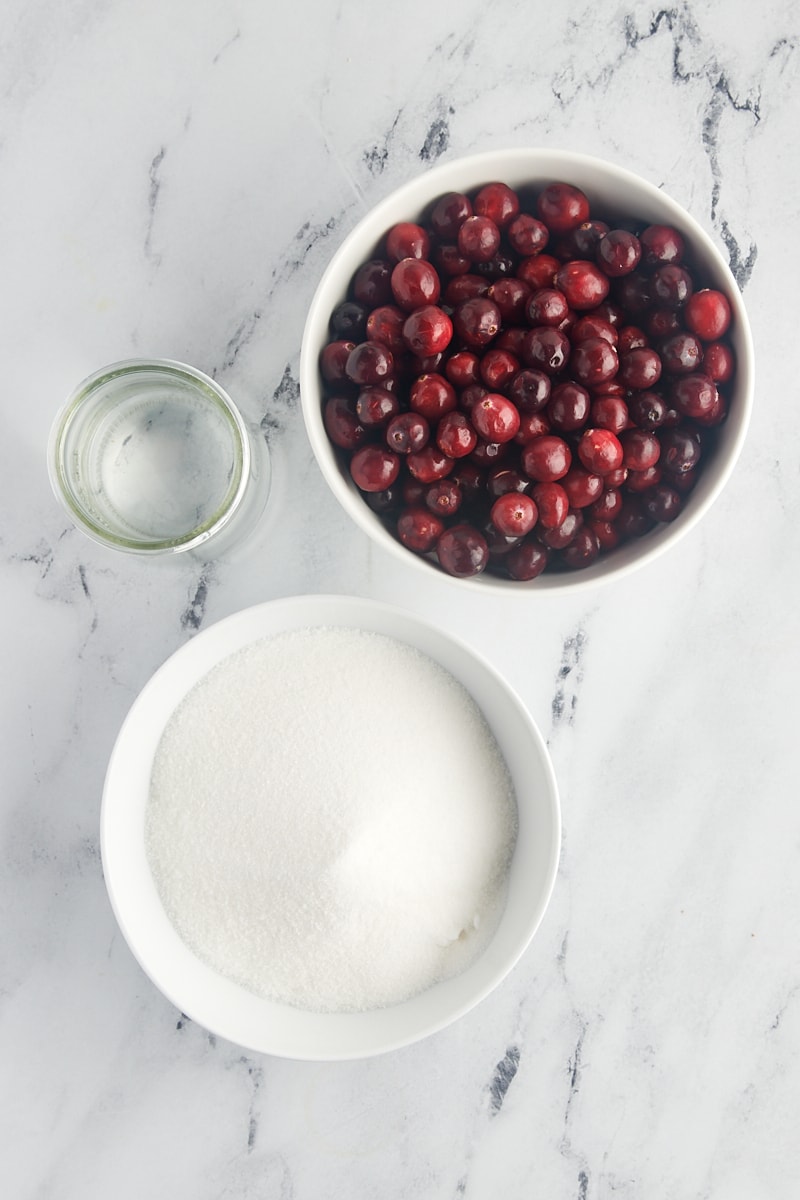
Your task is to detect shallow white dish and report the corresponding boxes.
[299,148,755,591]
[101,594,561,1060]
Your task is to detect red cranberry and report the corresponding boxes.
[590,519,621,551]
[522,326,570,375]
[458,215,502,262]
[436,524,489,577]
[621,429,661,471]
[470,439,509,468]
[561,527,600,569]
[589,487,623,521]
[617,325,649,354]
[506,539,549,580]
[537,182,590,233]
[474,182,520,227]
[494,326,529,356]
[526,287,570,327]
[349,445,400,491]
[436,410,478,458]
[618,347,662,389]
[560,220,610,259]
[577,428,624,474]
[521,435,572,482]
[671,374,719,422]
[517,253,559,290]
[589,394,629,434]
[479,349,520,390]
[615,272,652,315]
[445,274,490,304]
[616,495,656,539]
[320,339,356,382]
[570,336,619,387]
[542,509,583,549]
[555,260,610,310]
[391,258,440,310]
[487,277,532,322]
[628,391,668,430]
[346,341,394,385]
[572,315,618,346]
[366,305,406,352]
[425,479,462,518]
[685,289,732,340]
[547,381,591,433]
[433,244,472,277]
[660,331,704,375]
[596,229,642,276]
[646,307,682,338]
[471,393,521,443]
[453,297,502,348]
[651,264,693,308]
[507,213,549,256]
[386,411,430,453]
[561,466,603,508]
[409,373,457,420]
[460,383,488,412]
[509,368,551,412]
[352,259,393,307]
[640,224,685,266]
[491,492,538,537]
[407,444,455,483]
[531,481,569,529]
[356,386,399,427]
[703,341,735,383]
[487,465,531,497]
[445,350,481,388]
[402,305,453,356]
[386,222,430,262]
[515,411,551,443]
[429,192,473,239]
[642,484,682,522]
[626,465,663,493]
[397,507,444,552]
[323,395,368,450]
[659,427,702,474]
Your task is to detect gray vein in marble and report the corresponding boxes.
[220,310,263,371]
[243,1058,264,1152]
[180,564,215,633]
[260,362,299,438]
[145,146,166,265]
[419,97,454,163]
[212,28,241,65]
[488,1043,520,1114]
[551,628,587,728]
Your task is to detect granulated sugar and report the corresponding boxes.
[145,626,517,1013]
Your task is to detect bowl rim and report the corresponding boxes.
[101,592,561,1060]
[299,147,755,592]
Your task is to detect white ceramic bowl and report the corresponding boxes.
[300,148,755,591]
[101,594,560,1060]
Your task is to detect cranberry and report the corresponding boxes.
[491,492,538,537]
[494,326,529,356]
[436,410,478,458]
[515,411,551,443]
[323,395,367,450]
[509,368,551,412]
[590,519,620,551]
[628,391,668,430]
[487,465,531,497]
[507,213,549,256]
[366,305,406,352]
[572,315,618,346]
[596,229,642,276]
[651,264,693,308]
[429,192,473,239]
[589,394,629,434]
[472,393,521,443]
[621,429,661,471]
[425,479,462,518]
[320,339,356,382]
[547,381,591,433]
[561,220,610,259]
[561,466,603,508]
[402,305,453,356]
[453,297,502,348]
[506,539,549,580]
[618,347,662,389]
[640,224,685,266]
[487,277,532,323]
[526,287,570,327]
[626,465,663,493]
[445,274,490,304]
[531,481,569,529]
[562,527,600,569]
[350,445,400,492]
[346,341,394,385]
[450,460,485,502]
[642,484,682,522]
[671,374,719,422]
[386,411,430,453]
[444,351,479,388]
[352,259,393,307]
[522,326,570,375]
[460,384,488,412]
[659,427,702,474]
[409,373,457,420]
[407,444,454,483]
[615,272,652,315]
[330,300,368,340]
[542,509,583,549]
[521,435,572,482]
[703,341,735,383]
[616,495,656,539]
[617,325,648,354]
[516,253,559,290]
[474,182,520,227]
[570,336,619,387]
[555,260,610,310]
[537,182,590,233]
[589,487,623,522]
[483,522,522,558]
[433,243,472,277]
[577,428,624,474]
[436,524,489,577]
[660,331,703,375]
[479,348,520,390]
[386,222,430,262]
[646,307,681,338]
[592,299,625,327]
[458,215,501,262]
[397,507,445,552]
[356,385,399,427]
[391,258,440,310]
[685,289,732,340]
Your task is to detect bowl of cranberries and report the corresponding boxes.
[300,149,754,587]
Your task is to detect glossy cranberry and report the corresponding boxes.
[393,258,441,310]
[386,222,430,262]
[517,253,559,289]
[453,296,502,348]
[589,394,629,434]
[433,243,472,277]
[483,522,522,558]
[330,300,368,340]
[460,384,488,412]
[486,465,531,497]
[562,220,611,258]
[703,341,735,383]
[615,272,652,315]
[589,487,623,521]
[386,411,430,453]
[592,299,625,327]
[507,213,549,256]
[436,524,489,577]
[596,229,642,277]
[628,391,668,430]
[402,305,453,356]
[474,182,520,227]
[506,538,549,580]
[522,326,570,375]
[659,427,702,474]
[469,439,509,468]
[642,484,682,522]
[320,340,356,383]
[616,495,656,539]
[640,224,685,267]
[671,465,699,494]
[526,287,569,327]
[509,368,551,412]
[570,336,619,387]
[590,519,620,551]
[409,373,457,420]
[479,349,520,390]
[472,393,521,443]
[423,480,461,518]
[474,253,517,281]
[660,331,703,374]
[352,259,393,307]
[406,350,445,378]
[652,264,693,308]
[671,374,718,421]
[531,481,569,529]
[646,307,681,339]
[494,326,529,356]
[345,341,394,385]
[562,527,600,569]
[355,386,399,427]
[577,427,624,474]
[541,509,583,549]
[407,444,454,483]
[397,507,445,552]
[487,277,531,322]
[445,351,480,388]
[537,182,591,233]
[617,325,648,354]
[450,460,486,502]
[572,315,618,346]
[366,486,402,515]
[444,274,489,304]
[458,215,501,262]
[621,429,661,471]
[555,260,610,310]
[349,445,400,492]
[323,395,368,450]
[604,466,629,488]
[491,492,538,537]
[685,289,732,340]
[436,410,478,458]
[521,435,572,482]
[366,305,406,352]
[625,465,663,493]
[402,478,426,506]
[514,411,551,443]
[547,381,591,433]
[618,347,662,389]
[561,466,603,507]
[429,192,473,239]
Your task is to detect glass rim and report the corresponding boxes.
[47,358,252,555]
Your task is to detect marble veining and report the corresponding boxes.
[3,1,800,1197]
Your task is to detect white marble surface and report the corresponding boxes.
[2,1,799,1196]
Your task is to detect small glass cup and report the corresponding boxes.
[48,359,270,556]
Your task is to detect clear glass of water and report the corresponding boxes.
[48,359,269,555]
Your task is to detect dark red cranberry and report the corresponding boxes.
[572,315,618,346]
[522,326,570,375]
[547,381,591,433]
[425,479,462,518]
[471,393,521,443]
[589,487,623,522]
[386,411,430,453]
[494,326,529,356]
[445,351,481,388]
[562,220,611,259]
[366,305,406,352]
[479,349,520,390]
[531,481,569,529]
[429,192,473,239]
[651,264,693,308]
[589,394,629,434]
[646,307,682,339]
[542,509,583,549]
[320,339,357,383]
[407,444,454,483]
[642,485,682,522]
[397,507,445,552]
[402,305,453,356]
[537,182,591,233]
[626,465,663,493]
[577,428,624,474]
[349,445,400,491]
[592,299,625,327]
[617,325,649,354]
[486,466,531,497]
[517,253,559,291]
[491,492,538,537]
[562,527,601,569]
[703,341,735,383]
[487,277,532,323]
[436,410,478,458]
[433,243,472,277]
[659,427,702,474]
[409,373,457,421]
[685,289,732,340]
[474,253,517,281]
[640,224,685,267]
[671,374,719,422]
[561,467,603,508]
[366,486,402,515]
[570,336,619,387]
[628,391,668,430]
[458,215,501,262]
[590,519,620,551]
[330,300,368,340]
[460,384,488,412]
[469,439,509,468]
[616,495,656,539]
[509,368,551,412]
[323,395,368,450]
[444,274,490,304]
[453,297,502,348]
[355,386,399,427]
[507,213,549,256]
[386,222,430,262]
[618,347,662,389]
[352,259,393,307]
[660,331,704,375]
[555,260,610,310]
[436,524,489,577]
[615,272,652,315]
[514,411,551,443]
[345,341,394,385]
[391,258,440,310]
[474,182,520,227]
[621,429,661,471]
[506,538,549,580]
[526,287,570,327]
[596,229,642,277]
[450,460,486,502]
[521,435,572,482]
[483,522,522,558]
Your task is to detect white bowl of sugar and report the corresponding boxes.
[101,594,560,1060]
